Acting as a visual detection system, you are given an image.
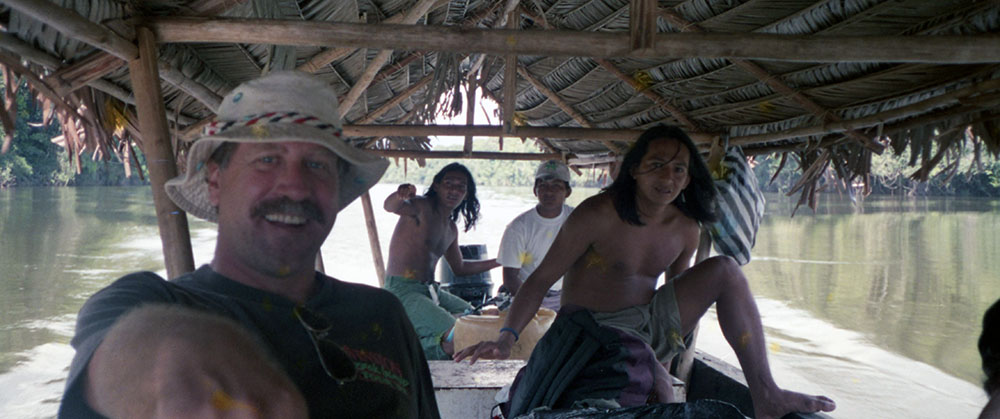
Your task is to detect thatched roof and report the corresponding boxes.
[2,0,1000,190]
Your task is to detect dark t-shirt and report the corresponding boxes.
[58,265,440,418]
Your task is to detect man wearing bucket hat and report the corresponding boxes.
[59,71,440,418]
[497,160,574,311]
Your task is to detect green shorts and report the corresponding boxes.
[590,280,686,363]
[383,275,473,360]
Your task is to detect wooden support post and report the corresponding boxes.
[464,78,476,155]
[361,192,387,286]
[501,8,520,136]
[128,26,195,279]
[629,0,656,52]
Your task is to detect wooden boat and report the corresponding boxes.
[1,1,995,417]
[428,351,832,419]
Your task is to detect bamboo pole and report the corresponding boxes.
[360,192,387,286]
[2,1,223,111]
[593,58,698,131]
[338,0,440,114]
[656,9,884,153]
[730,78,1000,147]
[369,150,561,161]
[0,34,196,125]
[464,77,476,155]
[342,124,670,142]
[150,17,1000,64]
[501,2,520,136]
[629,0,656,52]
[356,74,434,124]
[128,27,195,279]
[4,0,138,60]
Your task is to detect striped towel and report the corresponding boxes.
[708,146,766,265]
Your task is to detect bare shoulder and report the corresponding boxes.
[669,207,702,245]
[571,193,616,221]
[561,194,618,237]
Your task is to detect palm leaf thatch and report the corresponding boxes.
[0,0,998,190]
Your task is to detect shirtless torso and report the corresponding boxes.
[383,168,499,283]
[455,131,836,419]
[385,193,461,283]
[560,193,699,312]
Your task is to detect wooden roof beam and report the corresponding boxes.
[356,73,434,125]
[370,149,560,161]
[594,58,698,131]
[501,5,520,137]
[50,52,123,94]
[40,0,250,95]
[730,77,1000,147]
[5,0,138,60]
[629,0,656,52]
[516,64,625,154]
[342,124,679,143]
[519,7,699,134]
[151,18,1000,64]
[338,0,441,114]
[0,34,197,125]
[4,0,224,112]
[658,9,885,154]
[297,0,451,74]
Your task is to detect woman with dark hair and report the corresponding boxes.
[382,163,499,360]
[424,162,482,232]
[980,298,1000,418]
[602,124,718,225]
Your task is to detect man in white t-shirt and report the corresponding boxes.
[497,160,574,311]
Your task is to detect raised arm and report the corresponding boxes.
[383,183,419,216]
[454,199,602,363]
[84,305,306,418]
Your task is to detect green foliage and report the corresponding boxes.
[0,75,146,188]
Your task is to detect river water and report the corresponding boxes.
[0,184,994,418]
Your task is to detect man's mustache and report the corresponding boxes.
[251,197,325,224]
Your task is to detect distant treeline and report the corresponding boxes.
[379,138,613,189]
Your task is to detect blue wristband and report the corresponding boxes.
[446,328,456,343]
[499,327,520,342]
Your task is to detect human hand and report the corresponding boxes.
[148,343,308,419]
[396,184,417,200]
[452,338,512,364]
[87,306,309,418]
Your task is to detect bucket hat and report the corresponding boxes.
[534,159,571,183]
[165,71,389,222]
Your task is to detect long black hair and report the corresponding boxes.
[424,162,481,232]
[982,298,1000,395]
[601,125,717,225]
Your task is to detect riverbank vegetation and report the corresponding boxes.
[0,80,145,188]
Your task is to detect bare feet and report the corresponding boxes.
[751,388,836,419]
